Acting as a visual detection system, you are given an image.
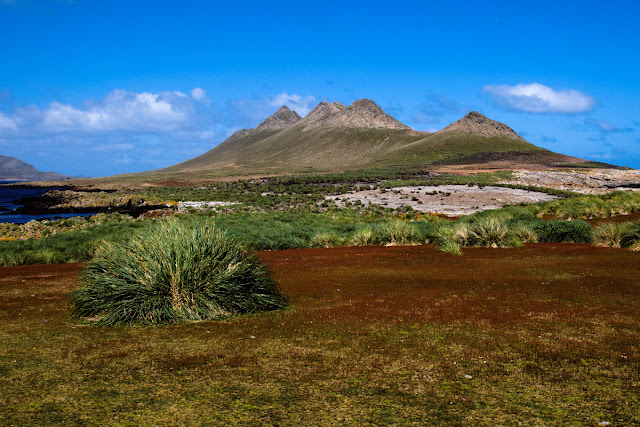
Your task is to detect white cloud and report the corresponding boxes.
[483,82,596,114]
[191,87,207,101]
[268,92,316,116]
[42,89,192,132]
[0,112,18,129]
[0,88,318,175]
[0,89,196,134]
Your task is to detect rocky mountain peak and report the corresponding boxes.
[299,101,346,128]
[306,101,345,118]
[349,98,384,113]
[301,98,410,130]
[329,98,411,129]
[440,111,525,140]
[256,105,302,130]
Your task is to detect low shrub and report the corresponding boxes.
[534,219,593,243]
[70,217,287,326]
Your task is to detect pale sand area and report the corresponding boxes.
[327,185,559,216]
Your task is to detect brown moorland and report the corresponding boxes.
[1,244,639,425]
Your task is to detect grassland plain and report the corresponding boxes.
[1,244,639,425]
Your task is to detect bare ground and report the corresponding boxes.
[505,169,640,194]
[328,185,559,216]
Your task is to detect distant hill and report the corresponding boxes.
[0,155,73,181]
[153,98,587,176]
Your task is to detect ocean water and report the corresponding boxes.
[0,182,97,224]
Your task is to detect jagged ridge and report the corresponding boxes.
[301,99,409,130]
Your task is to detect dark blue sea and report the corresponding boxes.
[0,181,97,224]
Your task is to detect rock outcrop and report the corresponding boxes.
[301,99,410,130]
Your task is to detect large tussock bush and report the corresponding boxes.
[70,217,287,326]
[375,221,424,245]
[468,217,519,248]
[534,219,593,243]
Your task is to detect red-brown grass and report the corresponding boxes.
[1,244,639,425]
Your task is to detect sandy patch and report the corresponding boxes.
[327,185,558,216]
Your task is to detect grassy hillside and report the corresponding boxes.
[124,105,593,180]
[162,129,282,173]
[153,127,568,177]
[375,130,567,167]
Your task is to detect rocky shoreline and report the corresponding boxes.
[7,188,166,218]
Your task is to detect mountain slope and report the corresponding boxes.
[374,111,567,167]
[0,155,73,181]
[157,100,584,176]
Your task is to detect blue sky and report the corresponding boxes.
[1,0,639,176]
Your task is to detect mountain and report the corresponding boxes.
[156,99,584,176]
[256,105,301,130]
[0,155,73,181]
[440,111,525,140]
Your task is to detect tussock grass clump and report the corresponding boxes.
[70,217,287,326]
[433,222,471,246]
[451,223,472,246]
[511,222,539,243]
[434,218,517,249]
[375,221,422,245]
[469,217,518,248]
[593,222,625,248]
[349,227,375,246]
[309,232,344,248]
[620,221,640,250]
[437,238,462,255]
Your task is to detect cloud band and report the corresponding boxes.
[483,82,596,114]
